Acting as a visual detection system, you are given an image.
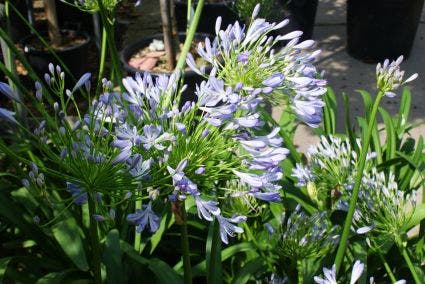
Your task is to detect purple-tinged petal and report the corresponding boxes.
[0,82,22,103]
[0,108,18,124]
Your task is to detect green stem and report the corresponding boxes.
[399,243,421,284]
[297,259,303,284]
[376,250,396,283]
[186,0,192,34]
[207,219,222,284]
[175,0,204,72]
[180,202,192,284]
[334,91,384,273]
[95,26,108,97]
[134,198,142,253]
[96,0,123,91]
[88,194,102,284]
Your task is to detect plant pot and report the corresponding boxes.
[21,30,91,80]
[174,1,240,34]
[347,0,425,62]
[56,1,94,34]
[120,33,212,104]
[286,0,318,41]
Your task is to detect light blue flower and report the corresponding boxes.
[167,159,199,196]
[216,214,246,244]
[249,189,281,202]
[0,82,22,103]
[126,202,160,233]
[67,182,88,205]
[140,124,174,150]
[195,196,221,221]
[0,108,18,124]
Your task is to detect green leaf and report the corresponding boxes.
[379,107,396,170]
[231,257,265,284]
[396,88,411,137]
[36,270,83,284]
[150,210,174,254]
[206,220,222,284]
[0,192,59,256]
[278,107,297,140]
[103,229,123,284]
[357,117,368,144]
[404,203,425,231]
[191,242,256,277]
[358,90,373,120]
[269,203,285,222]
[11,187,39,212]
[0,257,12,282]
[52,217,89,271]
[323,87,337,135]
[120,241,183,284]
[343,93,357,147]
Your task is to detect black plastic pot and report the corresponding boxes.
[347,0,425,62]
[286,0,318,41]
[174,1,240,34]
[21,30,91,79]
[56,1,94,34]
[120,33,212,104]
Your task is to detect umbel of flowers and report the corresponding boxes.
[0,5,325,245]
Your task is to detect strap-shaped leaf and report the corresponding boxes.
[231,257,266,284]
[52,217,89,271]
[103,229,123,284]
[120,241,183,284]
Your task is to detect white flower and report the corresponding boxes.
[314,260,364,284]
[376,56,418,97]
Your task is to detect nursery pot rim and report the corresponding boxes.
[21,30,91,55]
[120,32,213,77]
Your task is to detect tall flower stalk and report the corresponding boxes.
[333,56,418,273]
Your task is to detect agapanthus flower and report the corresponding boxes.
[126,202,160,233]
[188,4,327,127]
[292,135,374,209]
[67,182,88,205]
[195,196,221,221]
[0,82,22,103]
[127,154,152,180]
[276,205,339,260]
[314,260,364,284]
[72,72,91,92]
[353,168,416,241]
[0,108,18,125]
[167,159,199,196]
[216,214,247,244]
[376,56,418,97]
[291,164,314,186]
[4,10,297,244]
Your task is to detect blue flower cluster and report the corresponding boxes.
[186,4,327,128]
[103,70,289,243]
[0,9,328,244]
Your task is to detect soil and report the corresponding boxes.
[128,39,207,73]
